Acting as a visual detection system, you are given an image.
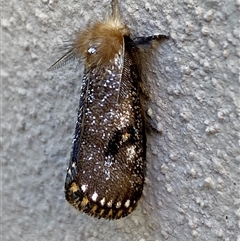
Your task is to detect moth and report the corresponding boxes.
[49,0,168,219]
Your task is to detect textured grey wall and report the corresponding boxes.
[2,0,239,241]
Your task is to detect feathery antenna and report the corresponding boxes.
[47,49,76,71]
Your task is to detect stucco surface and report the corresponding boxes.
[1,0,239,241]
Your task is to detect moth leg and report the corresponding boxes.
[133,34,169,46]
[134,34,169,134]
[139,81,150,99]
[144,109,163,134]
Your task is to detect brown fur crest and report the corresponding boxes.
[73,20,130,67]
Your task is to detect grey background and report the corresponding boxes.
[2,0,239,241]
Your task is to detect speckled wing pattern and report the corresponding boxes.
[65,37,146,219]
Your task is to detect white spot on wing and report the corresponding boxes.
[118,110,131,129]
[126,145,136,160]
[92,191,98,201]
[100,198,105,206]
[72,162,76,168]
[107,200,113,207]
[81,185,88,192]
[105,169,110,180]
[116,201,121,208]
[124,199,130,208]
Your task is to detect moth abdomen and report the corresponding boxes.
[49,0,168,220]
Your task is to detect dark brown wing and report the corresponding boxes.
[65,38,146,219]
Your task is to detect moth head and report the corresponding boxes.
[73,17,130,67]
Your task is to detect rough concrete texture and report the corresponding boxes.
[2,0,240,240]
